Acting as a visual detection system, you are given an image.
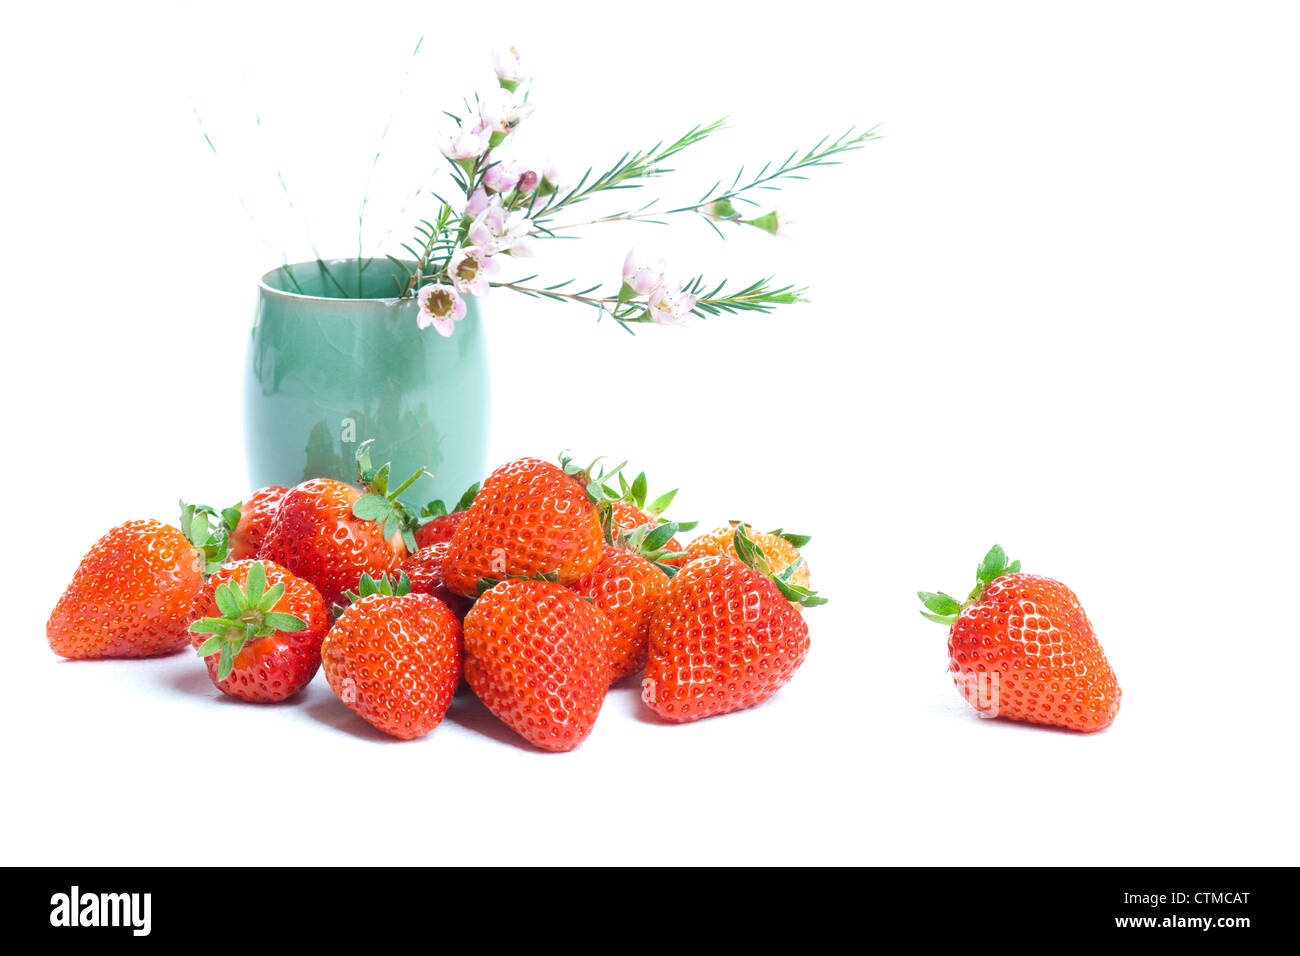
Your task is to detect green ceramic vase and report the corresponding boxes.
[245,258,489,508]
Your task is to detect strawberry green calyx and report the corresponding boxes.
[917,543,1021,626]
[617,471,698,531]
[558,451,627,504]
[178,500,234,576]
[190,561,307,680]
[768,527,812,548]
[618,520,689,576]
[732,524,827,608]
[474,570,560,597]
[339,571,413,607]
[419,481,480,522]
[352,440,427,552]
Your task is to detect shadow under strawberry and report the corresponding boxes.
[301,691,411,743]
[443,691,550,753]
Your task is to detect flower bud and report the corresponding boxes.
[743,211,782,235]
[493,47,527,92]
[705,198,740,221]
[622,248,667,297]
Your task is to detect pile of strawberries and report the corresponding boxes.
[46,446,823,751]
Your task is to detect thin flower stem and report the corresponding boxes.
[491,278,806,319]
[492,281,614,305]
[358,35,426,274]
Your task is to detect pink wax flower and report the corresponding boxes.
[479,88,535,138]
[646,280,699,327]
[492,47,527,91]
[448,246,500,297]
[516,170,539,195]
[417,284,468,337]
[622,248,667,296]
[504,236,536,258]
[465,186,491,218]
[438,116,491,161]
[483,159,523,194]
[539,161,562,195]
[469,195,530,254]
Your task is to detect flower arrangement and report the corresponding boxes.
[303,46,879,335]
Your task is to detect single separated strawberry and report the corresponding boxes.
[686,522,812,589]
[322,573,463,740]
[227,485,288,561]
[463,579,612,752]
[642,526,824,723]
[413,482,480,549]
[259,441,423,605]
[47,508,230,660]
[441,456,610,597]
[188,559,329,702]
[919,545,1121,732]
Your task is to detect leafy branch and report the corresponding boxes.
[526,119,727,235]
[531,125,882,239]
[387,202,457,297]
[489,275,806,332]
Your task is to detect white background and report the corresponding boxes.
[2,0,1297,865]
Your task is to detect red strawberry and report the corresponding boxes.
[400,543,473,619]
[413,482,479,549]
[463,579,611,752]
[259,478,402,605]
[187,559,329,702]
[441,457,605,597]
[227,486,288,561]
[919,545,1121,732]
[642,526,823,722]
[572,546,670,683]
[47,514,227,660]
[321,576,463,740]
[414,511,467,549]
[259,443,423,605]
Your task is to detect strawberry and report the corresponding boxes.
[686,522,812,589]
[413,482,480,549]
[321,574,463,739]
[642,526,824,722]
[47,510,229,660]
[919,545,1121,732]
[259,442,423,605]
[399,542,473,619]
[227,486,288,561]
[572,545,670,683]
[187,559,329,702]
[463,579,611,752]
[441,457,606,597]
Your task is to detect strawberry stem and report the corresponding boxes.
[352,440,427,552]
[179,500,232,577]
[918,544,1021,626]
[731,524,826,608]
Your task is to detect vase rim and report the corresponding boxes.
[258,258,418,307]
